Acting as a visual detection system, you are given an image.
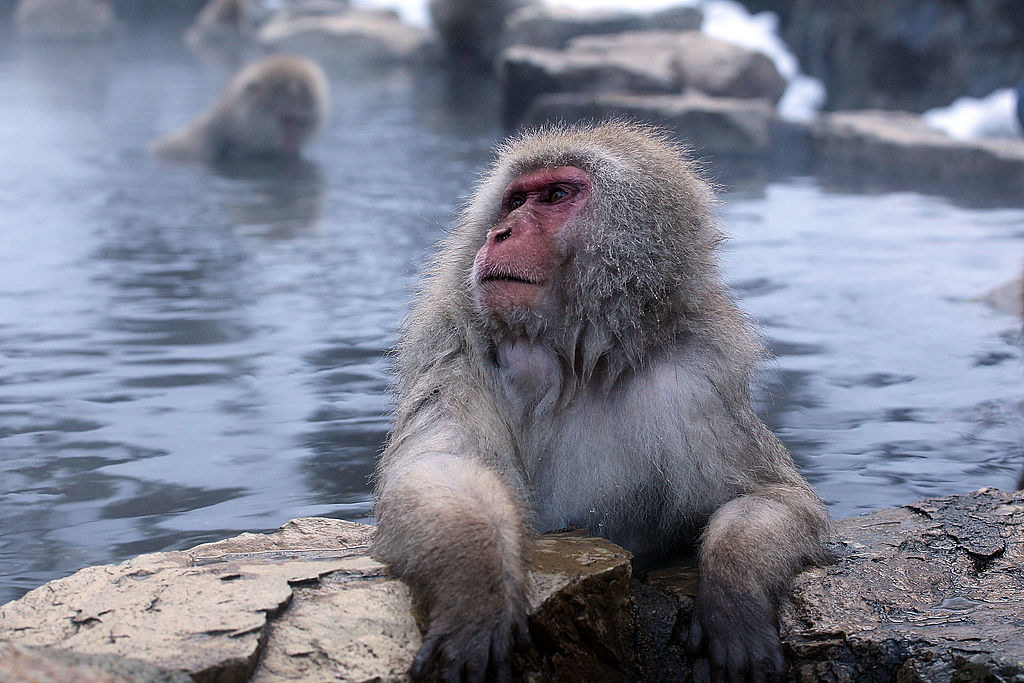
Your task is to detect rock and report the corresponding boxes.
[428,0,527,68]
[813,110,1024,203]
[3,490,1021,681]
[258,9,437,70]
[271,0,350,18]
[778,0,1024,112]
[0,641,190,682]
[1017,79,1024,135]
[184,0,254,51]
[500,3,701,51]
[0,520,634,681]
[521,92,776,157]
[498,30,786,124]
[636,488,1024,680]
[14,0,117,41]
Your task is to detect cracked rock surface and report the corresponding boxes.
[1,489,1021,681]
[0,521,632,682]
[635,488,1024,681]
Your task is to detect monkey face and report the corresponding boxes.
[472,166,592,324]
[227,59,327,157]
[238,79,320,153]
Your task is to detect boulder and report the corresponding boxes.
[521,92,776,157]
[500,3,701,51]
[0,519,634,682]
[499,30,786,124]
[636,488,1024,680]
[777,0,1024,112]
[813,109,1024,203]
[2,489,1022,681]
[428,0,527,68]
[258,9,437,69]
[0,641,190,682]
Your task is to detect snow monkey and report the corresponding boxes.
[184,0,254,52]
[151,55,328,162]
[373,121,830,681]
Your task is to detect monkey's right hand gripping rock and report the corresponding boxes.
[686,584,786,682]
[410,598,531,683]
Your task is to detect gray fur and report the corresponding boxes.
[374,121,830,680]
[151,54,328,162]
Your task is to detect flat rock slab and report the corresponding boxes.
[813,110,1024,204]
[636,488,1024,681]
[0,521,632,682]
[258,9,437,69]
[500,4,702,51]
[499,30,785,124]
[3,489,1021,681]
[522,92,776,157]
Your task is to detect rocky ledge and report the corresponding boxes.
[1,488,1022,681]
[498,30,786,125]
[812,110,1024,203]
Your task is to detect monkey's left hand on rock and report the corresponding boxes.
[411,601,530,682]
[686,586,785,682]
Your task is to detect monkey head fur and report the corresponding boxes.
[151,55,329,162]
[400,121,759,401]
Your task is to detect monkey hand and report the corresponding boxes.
[685,586,785,682]
[410,600,530,683]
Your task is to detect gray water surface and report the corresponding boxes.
[1,34,1022,604]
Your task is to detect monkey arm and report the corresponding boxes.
[687,482,830,680]
[373,411,532,682]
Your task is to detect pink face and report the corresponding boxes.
[473,165,592,318]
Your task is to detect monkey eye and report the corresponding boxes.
[507,195,526,211]
[542,186,569,203]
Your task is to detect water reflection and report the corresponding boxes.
[212,158,326,237]
[17,40,114,114]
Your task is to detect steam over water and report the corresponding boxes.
[0,31,1022,604]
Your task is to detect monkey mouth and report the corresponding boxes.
[279,113,314,152]
[480,273,539,286]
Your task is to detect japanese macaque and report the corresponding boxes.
[14,0,116,41]
[184,0,254,52]
[429,0,527,67]
[373,122,831,680]
[151,55,329,162]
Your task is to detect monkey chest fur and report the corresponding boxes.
[494,339,731,556]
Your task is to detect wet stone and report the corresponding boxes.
[2,490,1022,681]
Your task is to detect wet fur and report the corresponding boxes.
[374,121,830,680]
[151,54,328,162]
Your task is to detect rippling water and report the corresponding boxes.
[1,30,1022,604]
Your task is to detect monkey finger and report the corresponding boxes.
[708,637,728,675]
[762,644,785,680]
[725,643,750,683]
[511,614,531,650]
[410,631,445,680]
[489,634,514,683]
[440,648,465,683]
[462,646,488,683]
[685,618,704,656]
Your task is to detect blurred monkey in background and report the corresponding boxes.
[152,54,328,163]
